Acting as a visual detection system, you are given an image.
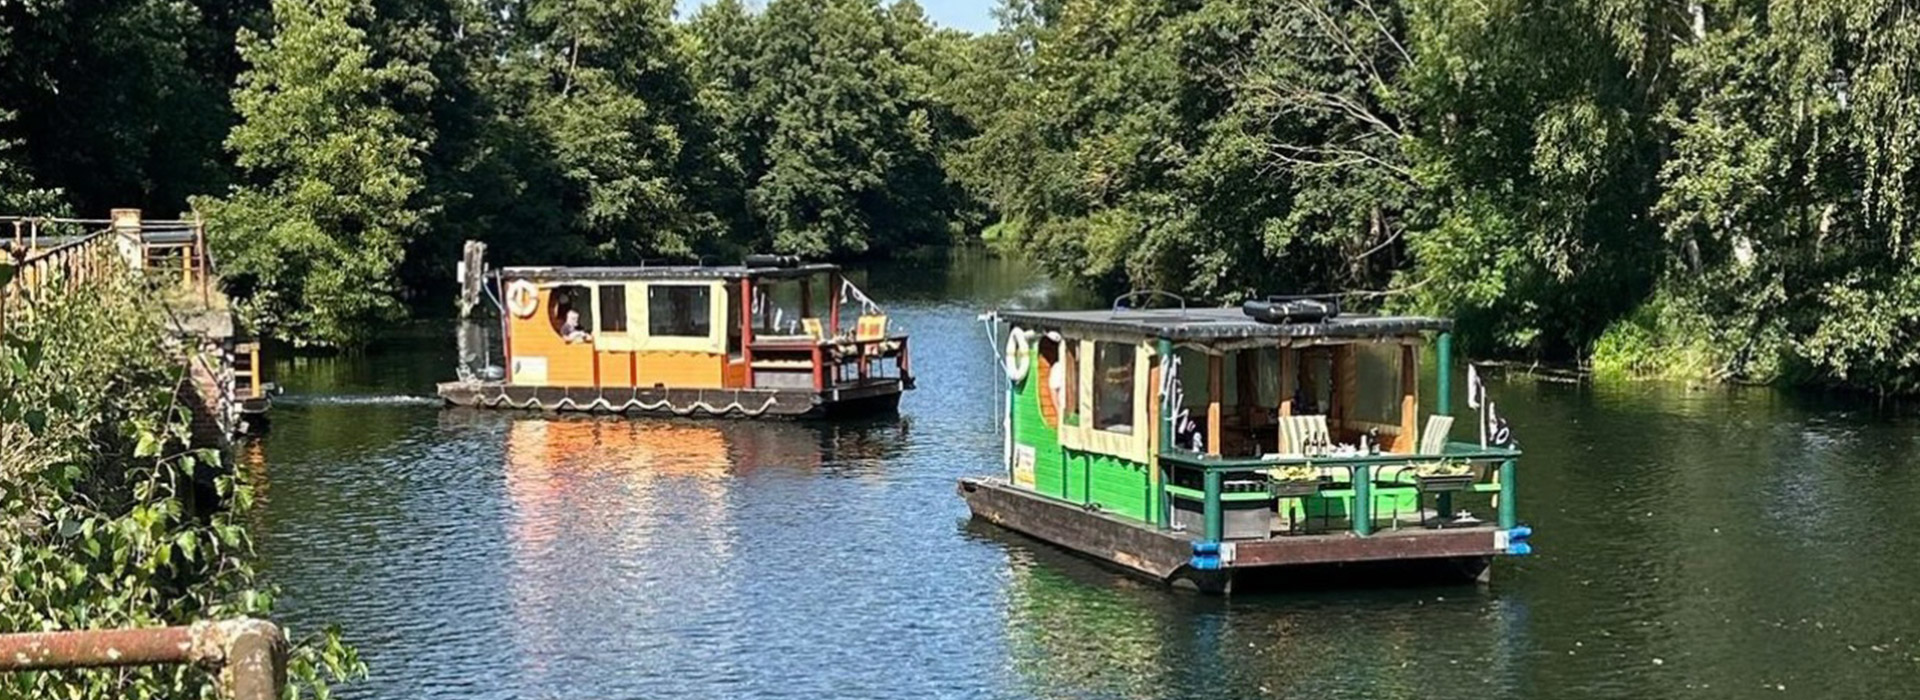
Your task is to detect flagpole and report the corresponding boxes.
[1482,401,1491,448]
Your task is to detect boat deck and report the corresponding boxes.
[958,477,1503,593]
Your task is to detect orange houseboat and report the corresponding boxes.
[437,256,914,418]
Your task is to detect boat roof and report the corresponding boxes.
[501,263,839,282]
[998,307,1452,341]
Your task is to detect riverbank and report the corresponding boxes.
[0,266,358,697]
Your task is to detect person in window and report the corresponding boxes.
[559,306,592,343]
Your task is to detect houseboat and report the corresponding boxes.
[437,254,914,418]
[959,295,1529,593]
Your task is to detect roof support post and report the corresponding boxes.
[1352,463,1374,536]
[1498,458,1517,530]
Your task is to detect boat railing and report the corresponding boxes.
[746,333,912,390]
[1155,442,1523,541]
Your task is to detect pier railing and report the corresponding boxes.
[1157,442,1523,541]
[0,226,120,340]
[0,619,286,700]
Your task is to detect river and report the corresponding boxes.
[246,249,1920,699]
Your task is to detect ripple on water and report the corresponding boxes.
[251,254,1920,699]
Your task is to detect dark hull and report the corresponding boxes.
[435,378,904,420]
[958,477,1501,594]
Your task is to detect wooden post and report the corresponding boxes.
[828,271,842,336]
[1436,331,1453,415]
[458,240,487,319]
[800,276,813,319]
[1399,344,1418,453]
[1206,352,1222,456]
[740,278,756,389]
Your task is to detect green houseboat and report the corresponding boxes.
[958,297,1531,593]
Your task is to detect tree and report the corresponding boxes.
[193,0,429,345]
[500,0,733,262]
[746,0,954,257]
[1656,0,1920,391]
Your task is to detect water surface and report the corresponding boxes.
[250,250,1920,699]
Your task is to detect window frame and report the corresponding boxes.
[645,283,715,340]
[1091,340,1137,435]
[596,284,629,335]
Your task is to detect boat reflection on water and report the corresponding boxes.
[981,520,1532,699]
[491,414,910,689]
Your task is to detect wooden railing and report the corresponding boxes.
[0,227,120,340]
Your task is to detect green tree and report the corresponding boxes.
[194,0,428,346]
[499,0,733,261]
[1654,0,1920,391]
[746,0,955,257]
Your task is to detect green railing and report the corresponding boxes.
[1156,442,1522,541]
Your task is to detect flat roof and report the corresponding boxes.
[998,307,1452,341]
[501,263,839,282]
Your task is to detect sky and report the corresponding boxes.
[673,0,999,34]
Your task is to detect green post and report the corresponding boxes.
[1157,337,1175,528]
[1498,458,1517,530]
[1352,464,1373,536]
[1203,469,1223,541]
[1434,332,1455,518]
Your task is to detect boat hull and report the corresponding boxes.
[958,476,1502,593]
[436,378,905,419]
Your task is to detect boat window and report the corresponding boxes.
[597,285,628,333]
[647,284,713,338]
[1093,342,1135,434]
[547,285,593,337]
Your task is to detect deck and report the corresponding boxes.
[959,477,1503,593]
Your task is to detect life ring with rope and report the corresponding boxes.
[1004,327,1032,383]
[506,280,539,319]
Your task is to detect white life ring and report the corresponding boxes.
[506,280,539,319]
[1004,327,1032,382]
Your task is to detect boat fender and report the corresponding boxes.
[1004,327,1032,383]
[506,280,539,319]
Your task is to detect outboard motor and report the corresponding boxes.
[1242,295,1341,324]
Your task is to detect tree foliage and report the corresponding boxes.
[6,0,1920,390]
[192,0,428,346]
[0,264,364,698]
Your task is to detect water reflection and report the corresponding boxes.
[248,249,1920,700]
[991,524,1530,700]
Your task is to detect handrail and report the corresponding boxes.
[0,619,286,700]
[1157,442,1523,472]
[1157,441,1523,540]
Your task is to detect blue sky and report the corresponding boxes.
[673,0,998,34]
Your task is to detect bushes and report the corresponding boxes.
[0,265,361,698]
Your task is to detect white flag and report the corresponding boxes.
[1488,405,1514,447]
[1466,364,1485,409]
